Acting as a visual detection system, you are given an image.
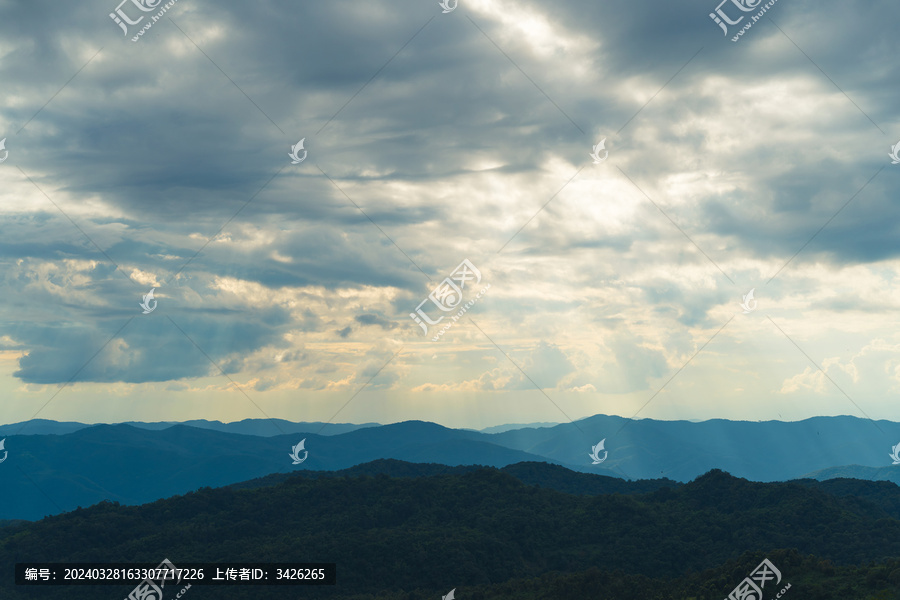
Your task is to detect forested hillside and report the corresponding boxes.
[1,465,899,599]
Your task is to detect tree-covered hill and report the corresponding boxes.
[224,458,682,496]
[1,465,899,600]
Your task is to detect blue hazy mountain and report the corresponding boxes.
[485,414,900,482]
[479,421,560,433]
[0,418,378,437]
[0,421,564,520]
[1,415,899,521]
[0,419,92,436]
[800,464,900,486]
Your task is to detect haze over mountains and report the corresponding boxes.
[1,415,899,521]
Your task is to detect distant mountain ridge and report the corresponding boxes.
[0,421,564,520]
[0,417,379,437]
[478,421,560,433]
[0,418,559,436]
[800,464,900,483]
[1,415,899,520]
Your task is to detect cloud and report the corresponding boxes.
[1,0,899,426]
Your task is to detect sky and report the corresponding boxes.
[0,0,898,432]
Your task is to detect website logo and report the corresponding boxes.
[724,558,790,600]
[110,0,182,42]
[589,138,608,164]
[889,141,900,164]
[438,0,458,13]
[710,0,781,41]
[0,138,8,163]
[0,439,7,464]
[740,288,757,313]
[709,0,761,35]
[589,439,608,464]
[289,138,307,164]
[890,442,900,465]
[125,558,189,600]
[411,259,490,340]
[140,288,157,314]
[110,0,163,35]
[290,439,308,464]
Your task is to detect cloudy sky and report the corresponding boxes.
[0,0,898,436]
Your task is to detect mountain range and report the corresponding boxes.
[1,414,899,520]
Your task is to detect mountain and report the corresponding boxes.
[800,464,900,485]
[479,421,560,434]
[0,418,378,437]
[1,463,899,600]
[499,461,680,495]
[486,414,900,481]
[133,418,381,436]
[0,422,564,520]
[0,418,92,436]
[224,458,682,497]
[2,415,900,521]
[791,477,900,521]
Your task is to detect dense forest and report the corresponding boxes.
[1,462,899,599]
[225,459,682,496]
